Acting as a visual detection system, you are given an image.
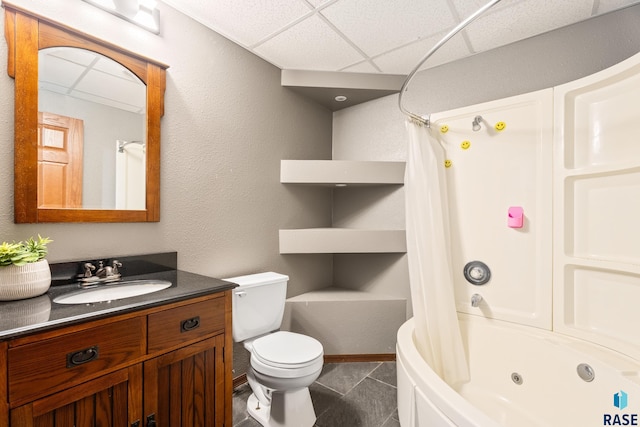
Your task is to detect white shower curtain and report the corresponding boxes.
[405,119,469,386]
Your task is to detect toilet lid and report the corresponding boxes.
[252,331,323,368]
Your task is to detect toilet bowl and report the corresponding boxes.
[226,272,324,427]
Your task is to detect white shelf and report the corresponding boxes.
[561,161,640,178]
[281,160,405,186]
[559,255,640,276]
[279,228,406,254]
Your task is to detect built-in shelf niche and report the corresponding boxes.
[279,160,408,355]
[280,160,406,255]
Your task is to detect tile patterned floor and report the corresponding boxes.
[233,361,400,427]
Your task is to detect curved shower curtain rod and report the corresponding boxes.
[398,0,503,126]
[117,140,145,153]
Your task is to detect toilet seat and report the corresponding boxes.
[250,331,323,378]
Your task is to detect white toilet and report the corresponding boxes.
[226,272,324,427]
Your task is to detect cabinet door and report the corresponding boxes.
[144,335,226,427]
[10,365,142,427]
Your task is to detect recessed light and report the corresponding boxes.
[334,95,347,102]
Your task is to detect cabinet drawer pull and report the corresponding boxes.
[181,316,200,332]
[66,345,99,368]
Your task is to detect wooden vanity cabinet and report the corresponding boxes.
[0,291,233,427]
[10,365,143,426]
[144,335,226,426]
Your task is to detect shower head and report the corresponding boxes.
[472,115,483,131]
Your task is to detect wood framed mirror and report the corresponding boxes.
[4,3,168,223]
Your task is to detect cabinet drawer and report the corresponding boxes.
[8,317,145,404]
[148,297,224,353]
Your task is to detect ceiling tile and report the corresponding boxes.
[341,61,380,73]
[320,0,456,57]
[69,90,144,113]
[449,0,523,21]
[254,14,364,70]
[93,56,143,83]
[373,32,471,74]
[162,0,312,47]
[462,0,595,53]
[76,69,146,108]
[43,47,98,66]
[305,0,335,7]
[39,53,86,88]
[596,0,640,13]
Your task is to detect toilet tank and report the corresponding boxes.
[225,272,288,342]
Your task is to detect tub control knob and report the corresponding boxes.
[469,267,484,280]
[463,261,491,286]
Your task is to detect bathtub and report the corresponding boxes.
[397,314,640,427]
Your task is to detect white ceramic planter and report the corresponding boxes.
[0,259,51,301]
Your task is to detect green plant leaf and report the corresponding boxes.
[0,236,52,267]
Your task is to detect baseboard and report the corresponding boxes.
[232,353,396,388]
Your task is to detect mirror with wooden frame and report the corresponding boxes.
[4,3,168,223]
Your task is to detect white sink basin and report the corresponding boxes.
[53,280,172,304]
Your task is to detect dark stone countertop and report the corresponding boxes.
[0,259,237,340]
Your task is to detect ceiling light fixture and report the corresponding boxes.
[83,0,160,34]
[334,95,347,102]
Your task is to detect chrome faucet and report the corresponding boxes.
[95,260,109,278]
[111,259,122,275]
[78,259,122,284]
[94,260,122,279]
[471,293,483,307]
[82,262,96,278]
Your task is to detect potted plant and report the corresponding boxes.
[0,235,53,301]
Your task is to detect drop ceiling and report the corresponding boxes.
[40,47,146,114]
[160,0,640,109]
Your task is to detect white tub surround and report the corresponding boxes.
[553,52,640,362]
[398,51,640,427]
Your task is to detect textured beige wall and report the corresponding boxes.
[0,1,333,299]
[1,1,335,378]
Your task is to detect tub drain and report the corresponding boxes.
[511,372,523,385]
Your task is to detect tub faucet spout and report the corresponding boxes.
[471,294,483,307]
